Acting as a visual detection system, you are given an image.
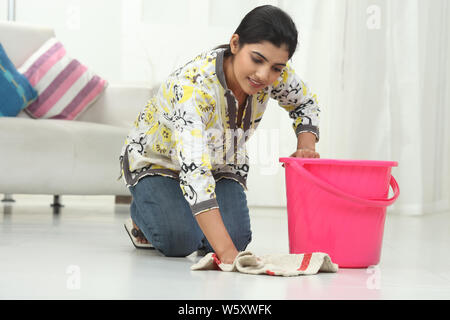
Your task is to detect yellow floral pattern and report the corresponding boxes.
[119,48,320,216]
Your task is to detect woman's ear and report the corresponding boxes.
[229,34,240,54]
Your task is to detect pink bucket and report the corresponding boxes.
[279,157,400,268]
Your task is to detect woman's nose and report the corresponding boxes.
[255,66,271,84]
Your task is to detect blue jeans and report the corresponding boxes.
[129,175,252,257]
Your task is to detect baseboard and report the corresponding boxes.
[115,195,132,204]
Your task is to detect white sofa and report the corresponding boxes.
[0,21,155,202]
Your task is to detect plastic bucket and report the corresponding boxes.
[279,157,400,268]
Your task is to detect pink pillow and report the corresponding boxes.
[18,38,107,120]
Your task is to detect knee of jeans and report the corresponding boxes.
[157,243,198,258]
[153,234,201,258]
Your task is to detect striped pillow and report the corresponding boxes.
[18,38,107,120]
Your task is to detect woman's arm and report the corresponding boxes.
[270,63,321,151]
[171,84,239,263]
[290,132,320,158]
[195,208,239,264]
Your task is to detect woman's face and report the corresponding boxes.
[229,35,290,96]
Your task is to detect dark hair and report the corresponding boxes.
[216,5,298,59]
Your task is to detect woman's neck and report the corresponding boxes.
[223,55,247,105]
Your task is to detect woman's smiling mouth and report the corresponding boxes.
[248,77,265,88]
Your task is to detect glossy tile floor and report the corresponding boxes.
[1,195,449,300]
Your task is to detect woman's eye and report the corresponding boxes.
[252,57,263,64]
[252,56,282,72]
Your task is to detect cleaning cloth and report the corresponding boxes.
[191,251,338,276]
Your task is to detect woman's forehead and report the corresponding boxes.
[244,41,290,64]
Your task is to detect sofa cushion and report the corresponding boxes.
[0,117,130,195]
[18,37,107,120]
[0,43,38,117]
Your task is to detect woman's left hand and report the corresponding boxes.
[289,148,320,158]
[282,148,320,168]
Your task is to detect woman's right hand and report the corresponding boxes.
[217,247,239,265]
[195,208,239,265]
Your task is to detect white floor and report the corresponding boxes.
[1,194,449,300]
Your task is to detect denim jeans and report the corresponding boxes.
[129,175,252,257]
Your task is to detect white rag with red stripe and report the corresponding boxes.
[191,251,338,276]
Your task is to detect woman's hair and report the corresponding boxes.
[216,5,298,59]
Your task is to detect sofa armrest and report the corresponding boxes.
[77,83,159,128]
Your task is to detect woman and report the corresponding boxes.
[120,5,320,264]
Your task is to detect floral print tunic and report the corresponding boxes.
[119,48,320,216]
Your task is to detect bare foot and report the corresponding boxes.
[132,220,149,244]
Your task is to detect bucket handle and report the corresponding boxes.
[288,160,400,208]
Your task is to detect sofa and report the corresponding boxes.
[0,21,156,204]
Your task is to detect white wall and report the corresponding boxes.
[1,1,6,20]
[15,0,123,84]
